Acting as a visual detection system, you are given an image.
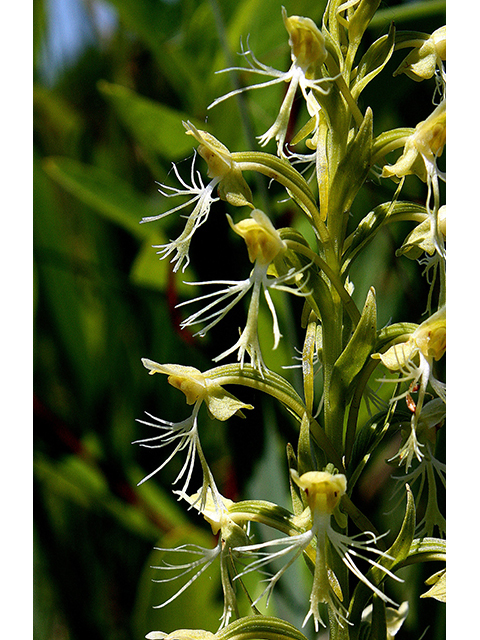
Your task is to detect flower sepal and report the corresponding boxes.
[394,26,446,81]
[141,359,253,420]
[184,121,254,208]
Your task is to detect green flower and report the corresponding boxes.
[234,470,399,630]
[210,8,333,156]
[178,210,310,375]
[134,360,252,505]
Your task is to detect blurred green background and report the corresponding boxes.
[33,1,445,638]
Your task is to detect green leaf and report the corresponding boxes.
[348,0,383,46]
[369,0,446,28]
[330,287,377,407]
[398,536,446,567]
[34,156,93,399]
[34,453,164,540]
[342,201,427,275]
[351,22,396,100]
[43,156,160,240]
[98,81,204,161]
[329,107,373,239]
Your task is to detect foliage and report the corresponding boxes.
[33,1,445,639]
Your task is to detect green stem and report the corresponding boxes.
[285,239,361,326]
[326,52,364,129]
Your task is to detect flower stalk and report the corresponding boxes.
[131,6,446,639]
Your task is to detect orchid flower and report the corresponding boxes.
[234,470,400,631]
[209,8,335,156]
[178,209,311,376]
[373,306,446,469]
[134,360,252,508]
[149,487,250,631]
[141,122,253,273]
[382,100,446,259]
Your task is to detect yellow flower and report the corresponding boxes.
[230,208,287,265]
[373,306,446,468]
[394,26,446,82]
[178,210,309,375]
[134,360,252,502]
[209,8,333,156]
[142,359,253,420]
[292,470,346,515]
[234,469,399,631]
[184,122,253,208]
[382,99,446,258]
[382,100,446,184]
[141,123,252,273]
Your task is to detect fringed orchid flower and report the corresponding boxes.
[134,360,252,507]
[178,209,311,376]
[234,470,400,630]
[373,306,446,469]
[141,122,253,272]
[209,8,335,156]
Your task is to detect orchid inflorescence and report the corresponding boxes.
[131,4,446,638]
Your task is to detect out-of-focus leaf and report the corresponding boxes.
[369,0,446,28]
[34,453,165,540]
[34,84,84,155]
[98,81,204,161]
[34,156,93,400]
[43,156,160,240]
